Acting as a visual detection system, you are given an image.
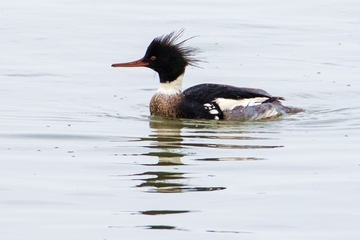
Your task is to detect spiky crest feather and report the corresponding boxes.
[148,29,202,67]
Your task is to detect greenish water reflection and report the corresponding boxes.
[126,118,281,193]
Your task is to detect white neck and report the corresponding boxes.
[157,74,184,95]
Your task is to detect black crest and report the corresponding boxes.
[145,29,202,68]
[140,29,202,82]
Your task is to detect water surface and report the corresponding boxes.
[1,1,360,239]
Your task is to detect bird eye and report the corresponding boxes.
[150,56,156,61]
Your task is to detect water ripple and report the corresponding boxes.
[129,171,226,193]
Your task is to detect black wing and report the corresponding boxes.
[183,83,276,102]
[178,83,282,120]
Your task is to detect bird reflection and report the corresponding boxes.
[132,171,186,193]
[133,171,225,193]
[143,118,186,165]
[130,118,282,192]
[132,118,225,193]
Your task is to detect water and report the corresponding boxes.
[1,1,360,239]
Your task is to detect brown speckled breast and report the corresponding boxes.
[150,93,183,118]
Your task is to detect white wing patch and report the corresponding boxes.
[215,97,269,111]
[203,103,220,120]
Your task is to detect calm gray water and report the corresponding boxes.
[1,1,360,239]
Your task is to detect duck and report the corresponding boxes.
[112,29,302,120]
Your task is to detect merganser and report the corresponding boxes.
[112,30,303,120]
